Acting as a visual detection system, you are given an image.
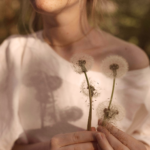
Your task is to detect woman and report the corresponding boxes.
[0,0,150,150]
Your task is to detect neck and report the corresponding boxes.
[42,3,92,47]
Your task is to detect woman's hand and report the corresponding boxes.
[95,120,147,150]
[49,131,98,150]
[13,131,98,150]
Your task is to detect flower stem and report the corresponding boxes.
[84,72,92,131]
[102,77,116,126]
[108,77,116,110]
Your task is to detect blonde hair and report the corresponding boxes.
[20,0,105,33]
[87,0,104,27]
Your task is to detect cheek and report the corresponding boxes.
[30,0,68,13]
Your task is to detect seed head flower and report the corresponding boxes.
[96,101,125,123]
[81,79,101,98]
[71,54,94,130]
[101,55,128,78]
[70,54,94,74]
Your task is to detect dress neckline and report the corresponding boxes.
[37,30,150,77]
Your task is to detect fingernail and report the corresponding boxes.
[98,119,102,125]
[91,127,96,131]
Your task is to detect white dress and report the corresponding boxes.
[0,31,150,150]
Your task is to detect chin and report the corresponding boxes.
[29,0,77,14]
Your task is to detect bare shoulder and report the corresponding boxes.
[100,31,149,70]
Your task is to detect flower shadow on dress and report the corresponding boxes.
[17,106,84,144]
[23,70,62,128]
[19,48,84,144]
[28,107,83,144]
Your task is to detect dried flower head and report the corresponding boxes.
[70,54,94,74]
[81,79,101,98]
[96,101,125,123]
[101,55,128,78]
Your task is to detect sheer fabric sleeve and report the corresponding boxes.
[130,87,150,146]
[0,37,23,150]
[117,67,150,146]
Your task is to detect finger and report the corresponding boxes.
[95,132,113,150]
[50,131,96,148]
[60,142,98,150]
[97,126,129,150]
[98,121,146,150]
[99,121,133,145]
